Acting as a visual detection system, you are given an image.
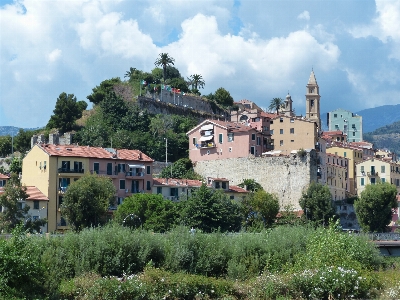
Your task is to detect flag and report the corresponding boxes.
[140,80,146,85]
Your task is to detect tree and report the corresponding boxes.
[87,77,122,105]
[9,156,22,174]
[0,135,12,157]
[238,179,263,192]
[61,173,116,231]
[181,184,242,232]
[187,74,205,94]
[0,173,46,233]
[46,92,87,132]
[214,87,234,107]
[159,158,201,180]
[299,182,336,226]
[154,53,175,84]
[14,129,35,154]
[114,194,177,232]
[241,190,279,229]
[268,97,284,114]
[354,182,398,232]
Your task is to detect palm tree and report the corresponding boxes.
[187,74,205,90]
[268,98,284,114]
[154,53,175,84]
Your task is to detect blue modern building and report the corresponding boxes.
[327,108,363,142]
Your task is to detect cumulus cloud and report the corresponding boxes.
[350,0,400,59]
[297,10,310,21]
[48,49,62,62]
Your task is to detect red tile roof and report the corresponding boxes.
[228,185,248,193]
[0,174,9,179]
[26,186,49,201]
[37,144,153,161]
[260,112,278,119]
[153,178,203,187]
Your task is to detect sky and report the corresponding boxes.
[1,0,400,128]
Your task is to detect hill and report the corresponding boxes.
[363,120,400,156]
[0,126,22,136]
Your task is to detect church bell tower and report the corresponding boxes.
[305,69,321,130]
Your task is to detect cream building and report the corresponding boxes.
[326,153,349,201]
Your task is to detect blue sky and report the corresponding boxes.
[1,0,400,128]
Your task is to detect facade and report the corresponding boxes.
[0,174,8,187]
[326,145,363,196]
[322,131,347,143]
[21,144,153,232]
[206,177,249,201]
[327,109,363,142]
[305,70,322,130]
[152,178,202,201]
[326,153,349,201]
[356,158,400,196]
[269,115,318,153]
[187,119,267,162]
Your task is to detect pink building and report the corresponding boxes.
[187,119,268,162]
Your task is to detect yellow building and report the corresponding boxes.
[22,144,154,232]
[356,158,400,196]
[270,115,318,153]
[326,153,349,201]
[326,145,363,196]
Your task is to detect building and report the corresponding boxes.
[326,153,349,201]
[0,174,8,187]
[321,131,347,143]
[326,144,363,196]
[305,70,322,130]
[269,115,318,154]
[327,109,363,142]
[206,177,249,201]
[187,119,268,162]
[21,144,154,232]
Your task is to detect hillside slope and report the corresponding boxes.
[363,120,400,156]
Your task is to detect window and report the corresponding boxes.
[335,124,339,129]
[146,181,151,191]
[256,137,261,145]
[381,178,386,183]
[132,181,139,193]
[270,129,274,135]
[146,166,151,175]
[251,133,256,140]
[250,146,255,155]
[280,129,283,134]
[117,197,124,205]
[215,182,220,188]
[228,132,234,142]
[291,140,294,142]
[33,200,39,209]
[280,117,283,123]
[193,137,197,145]
[61,161,70,171]
[43,161,47,170]
[118,164,126,173]
[107,163,113,175]
[370,178,376,185]
[230,195,235,200]
[219,133,223,144]
[222,182,227,189]
[157,187,162,194]
[344,152,346,157]
[310,99,314,107]
[229,147,232,152]
[361,178,365,186]
[59,178,70,191]
[290,118,294,123]
[0,180,6,187]
[361,166,364,173]
[119,180,126,190]
[352,124,356,128]
[93,162,99,174]
[334,114,337,118]
[270,121,273,124]
[280,140,283,146]
[381,166,385,173]
[290,128,294,134]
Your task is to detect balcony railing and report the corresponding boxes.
[367,171,378,177]
[200,142,216,148]
[58,168,84,173]
[126,172,145,177]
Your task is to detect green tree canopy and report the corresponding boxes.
[0,135,12,157]
[299,182,336,226]
[46,92,87,132]
[181,184,242,232]
[214,87,234,107]
[9,156,22,174]
[114,194,177,232]
[154,53,175,84]
[87,77,122,105]
[14,129,36,154]
[159,158,201,180]
[354,182,398,232]
[238,179,263,192]
[268,97,284,114]
[61,173,116,231]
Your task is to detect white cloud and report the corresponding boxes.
[350,0,400,59]
[297,10,310,21]
[48,49,62,62]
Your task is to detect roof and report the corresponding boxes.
[323,131,344,136]
[187,119,261,135]
[37,144,153,161]
[0,174,9,179]
[228,185,248,193]
[208,177,230,181]
[25,186,49,201]
[307,70,317,85]
[260,111,278,119]
[153,178,203,187]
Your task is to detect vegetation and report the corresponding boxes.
[61,173,116,232]
[364,120,400,156]
[159,157,201,179]
[299,181,337,226]
[154,53,175,84]
[268,97,284,114]
[355,182,398,232]
[238,178,263,192]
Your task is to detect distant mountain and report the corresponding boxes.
[321,104,400,134]
[363,120,400,156]
[0,126,40,136]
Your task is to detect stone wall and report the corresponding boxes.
[194,150,318,210]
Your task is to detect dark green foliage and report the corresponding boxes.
[159,158,201,179]
[299,181,336,225]
[242,190,280,228]
[154,53,175,84]
[61,173,116,232]
[355,182,398,232]
[46,92,87,132]
[8,156,22,174]
[238,178,263,192]
[214,87,234,107]
[113,194,177,232]
[86,77,121,105]
[0,135,12,157]
[181,184,242,232]
[268,97,284,114]
[13,128,36,153]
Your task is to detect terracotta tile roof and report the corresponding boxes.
[38,144,153,161]
[26,186,49,201]
[153,178,203,187]
[260,112,278,119]
[323,131,344,135]
[0,174,9,179]
[228,185,248,193]
[187,119,260,135]
[209,177,230,181]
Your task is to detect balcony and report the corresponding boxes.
[126,172,145,177]
[58,168,84,173]
[200,142,216,148]
[327,172,335,179]
[367,171,378,177]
